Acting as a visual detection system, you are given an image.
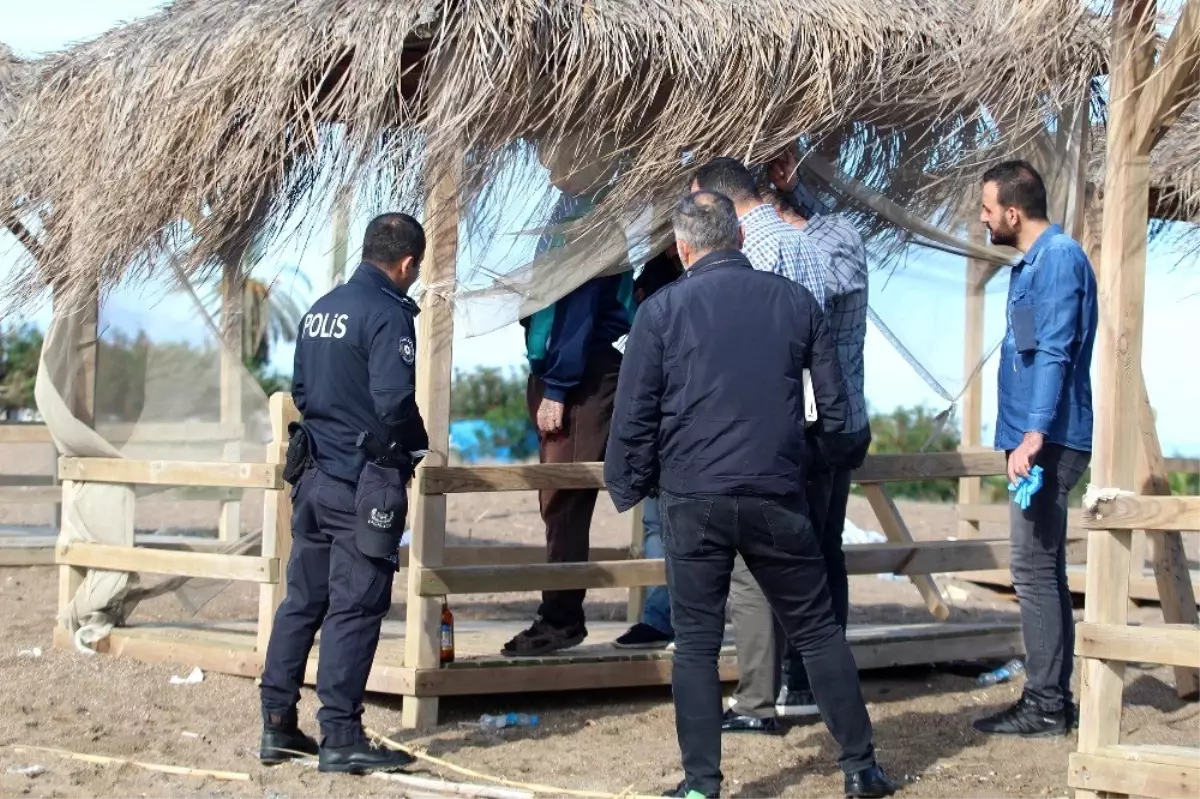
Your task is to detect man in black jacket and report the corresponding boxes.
[604,192,896,799]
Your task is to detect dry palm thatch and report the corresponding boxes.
[1,43,42,258]
[0,0,1110,314]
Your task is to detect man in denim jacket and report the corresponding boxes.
[974,160,1098,737]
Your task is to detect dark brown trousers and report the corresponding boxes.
[525,346,621,626]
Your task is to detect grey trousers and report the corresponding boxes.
[1008,443,1090,712]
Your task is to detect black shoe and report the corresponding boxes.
[844,764,900,798]
[259,724,319,766]
[662,779,719,798]
[720,708,784,735]
[972,695,1068,738]
[614,622,674,650]
[776,687,819,718]
[501,617,587,657]
[317,740,415,774]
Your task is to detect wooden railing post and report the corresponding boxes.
[257,393,299,654]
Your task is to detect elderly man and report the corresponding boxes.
[605,191,897,799]
[973,160,1096,736]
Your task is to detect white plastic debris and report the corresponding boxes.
[944,584,971,603]
[17,646,43,658]
[7,765,45,777]
[841,519,886,546]
[169,666,204,685]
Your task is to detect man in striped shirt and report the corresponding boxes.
[690,157,836,735]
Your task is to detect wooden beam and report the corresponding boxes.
[958,503,1086,528]
[958,236,989,543]
[422,452,1008,494]
[1135,0,1200,153]
[863,484,950,620]
[1075,622,1200,669]
[218,258,245,544]
[402,158,458,730]
[1069,746,1199,798]
[1077,0,1157,775]
[395,546,631,568]
[257,393,300,653]
[1083,495,1200,532]
[58,457,281,490]
[416,539,1074,596]
[1163,457,1199,474]
[57,541,279,584]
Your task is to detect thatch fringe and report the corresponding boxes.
[0,0,1115,312]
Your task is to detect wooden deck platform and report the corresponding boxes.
[961,564,1200,604]
[57,619,1024,700]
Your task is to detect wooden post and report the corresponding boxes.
[257,392,299,653]
[865,484,950,620]
[218,260,244,543]
[402,162,459,729]
[1076,0,1156,789]
[957,225,990,540]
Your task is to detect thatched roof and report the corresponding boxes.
[0,0,1109,311]
[0,43,30,135]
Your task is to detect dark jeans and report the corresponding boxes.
[1008,443,1090,712]
[661,489,876,796]
[260,467,396,747]
[526,347,621,627]
[787,464,853,692]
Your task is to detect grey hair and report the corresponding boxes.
[672,191,740,253]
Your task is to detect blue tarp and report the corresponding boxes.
[449,418,538,463]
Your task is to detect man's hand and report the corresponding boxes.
[768,149,800,192]
[1007,432,1045,485]
[537,397,565,436]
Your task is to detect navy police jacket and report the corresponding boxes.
[292,263,430,483]
[604,250,848,512]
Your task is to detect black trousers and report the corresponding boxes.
[661,489,876,796]
[259,467,396,747]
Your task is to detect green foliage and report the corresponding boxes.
[0,323,43,417]
[863,404,962,502]
[451,365,538,461]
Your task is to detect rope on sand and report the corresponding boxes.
[365,728,661,799]
[10,744,250,781]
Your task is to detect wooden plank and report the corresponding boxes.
[1076,622,1200,669]
[1135,0,1200,153]
[958,503,1086,528]
[402,159,458,730]
[1084,496,1200,532]
[863,484,950,620]
[1069,748,1199,798]
[257,393,299,652]
[958,248,988,541]
[422,452,1009,495]
[58,457,281,489]
[417,539,1049,596]
[1164,457,1199,474]
[0,485,64,504]
[0,547,56,566]
[0,425,53,444]
[626,500,646,624]
[57,542,278,583]
[1095,744,1200,770]
[397,546,630,568]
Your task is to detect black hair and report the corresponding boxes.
[635,249,683,301]
[981,159,1049,220]
[691,156,760,204]
[362,212,426,265]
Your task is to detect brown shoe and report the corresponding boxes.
[501,618,586,657]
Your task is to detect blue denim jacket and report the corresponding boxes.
[994,224,1098,453]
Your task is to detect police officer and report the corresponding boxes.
[258,213,429,775]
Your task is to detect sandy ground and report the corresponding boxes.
[1,443,1198,798]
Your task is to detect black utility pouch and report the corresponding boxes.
[282,423,311,485]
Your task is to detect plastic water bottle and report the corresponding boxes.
[478,713,540,729]
[977,658,1026,686]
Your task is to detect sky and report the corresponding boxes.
[3,0,1198,457]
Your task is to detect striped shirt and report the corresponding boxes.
[802,213,869,433]
[738,204,827,310]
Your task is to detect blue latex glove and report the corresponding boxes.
[1008,464,1044,510]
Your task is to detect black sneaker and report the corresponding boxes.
[662,780,719,798]
[317,739,415,774]
[776,687,819,718]
[972,695,1068,738]
[501,617,587,657]
[614,622,674,649]
[259,724,319,765]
